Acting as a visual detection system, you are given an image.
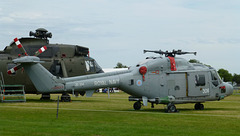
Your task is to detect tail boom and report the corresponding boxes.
[22,63,65,93]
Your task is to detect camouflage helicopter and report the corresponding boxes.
[8,44,233,112]
[0,28,103,101]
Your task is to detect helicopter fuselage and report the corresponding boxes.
[61,56,233,105]
[0,37,103,94]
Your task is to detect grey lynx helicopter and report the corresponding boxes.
[0,28,103,101]
[9,42,233,112]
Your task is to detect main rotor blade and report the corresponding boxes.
[7,64,22,75]
[34,46,47,56]
[14,38,28,56]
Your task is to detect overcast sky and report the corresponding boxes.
[1,0,240,74]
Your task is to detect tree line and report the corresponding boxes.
[218,69,240,84]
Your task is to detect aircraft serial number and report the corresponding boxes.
[202,88,209,94]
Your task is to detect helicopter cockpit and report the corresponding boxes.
[85,57,104,73]
[210,69,223,87]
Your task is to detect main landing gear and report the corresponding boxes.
[40,93,72,102]
[61,93,71,102]
[133,101,204,112]
[166,103,178,113]
[133,101,179,113]
[133,101,155,110]
[194,103,204,110]
[133,101,142,110]
[40,93,51,100]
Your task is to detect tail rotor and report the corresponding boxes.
[7,38,47,75]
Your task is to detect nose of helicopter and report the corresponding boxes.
[225,83,234,96]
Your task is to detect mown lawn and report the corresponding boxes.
[0,92,240,136]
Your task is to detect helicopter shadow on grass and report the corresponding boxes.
[25,98,106,104]
[177,106,237,112]
[71,99,107,103]
[122,107,237,113]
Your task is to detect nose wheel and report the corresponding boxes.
[133,101,142,110]
[194,103,204,110]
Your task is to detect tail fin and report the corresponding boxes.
[14,56,65,93]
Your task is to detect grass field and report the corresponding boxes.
[1,92,240,136]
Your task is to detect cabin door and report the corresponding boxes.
[167,73,187,97]
[187,72,210,97]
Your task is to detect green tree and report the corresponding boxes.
[189,59,201,64]
[114,62,128,68]
[232,74,240,85]
[217,68,233,82]
[189,59,211,67]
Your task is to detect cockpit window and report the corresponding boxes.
[85,60,95,72]
[195,75,205,86]
[210,70,222,86]
[94,60,104,73]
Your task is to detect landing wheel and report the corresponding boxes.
[61,93,71,102]
[151,103,154,108]
[194,103,204,110]
[40,94,50,100]
[133,101,142,110]
[166,103,178,113]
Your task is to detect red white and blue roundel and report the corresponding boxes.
[136,80,142,86]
